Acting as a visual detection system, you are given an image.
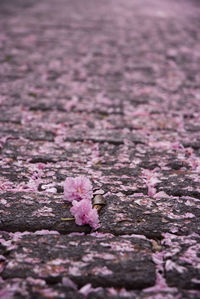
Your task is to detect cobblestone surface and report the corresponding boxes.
[0,0,200,298]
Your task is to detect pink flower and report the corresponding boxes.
[63,176,100,229]
[64,176,93,202]
[70,199,100,230]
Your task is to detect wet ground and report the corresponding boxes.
[0,0,200,298]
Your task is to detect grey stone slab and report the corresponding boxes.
[0,232,155,290]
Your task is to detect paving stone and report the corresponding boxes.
[162,233,200,290]
[0,232,155,290]
[1,191,200,239]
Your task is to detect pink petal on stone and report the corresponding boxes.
[64,176,93,202]
[70,199,100,230]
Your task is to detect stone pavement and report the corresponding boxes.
[0,0,200,297]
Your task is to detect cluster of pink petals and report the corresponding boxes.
[70,199,100,230]
[64,176,93,202]
[63,176,100,229]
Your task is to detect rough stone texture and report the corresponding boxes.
[0,232,155,289]
[0,0,200,298]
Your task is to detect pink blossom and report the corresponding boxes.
[70,199,100,230]
[64,176,93,202]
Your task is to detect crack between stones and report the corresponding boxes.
[0,227,164,243]
[64,137,145,145]
[164,189,200,200]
